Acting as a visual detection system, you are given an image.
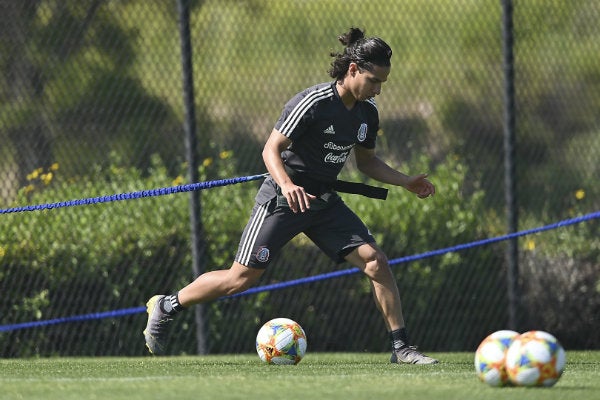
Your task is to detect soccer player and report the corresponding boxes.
[144,27,438,364]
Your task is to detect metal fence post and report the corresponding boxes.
[177,0,207,354]
[501,0,520,331]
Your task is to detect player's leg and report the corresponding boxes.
[178,261,264,305]
[306,203,436,364]
[143,201,273,356]
[143,262,263,355]
[344,243,404,331]
[144,198,307,355]
[345,244,438,364]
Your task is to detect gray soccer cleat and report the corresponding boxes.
[391,346,439,365]
[143,295,172,355]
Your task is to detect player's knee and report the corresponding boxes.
[363,251,390,278]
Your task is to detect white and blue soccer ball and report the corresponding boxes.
[256,318,307,365]
[474,330,520,387]
[505,330,566,387]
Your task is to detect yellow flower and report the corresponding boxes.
[575,189,585,200]
[41,172,53,185]
[219,150,233,159]
[525,239,535,251]
[172,175,184,186]
[202,157,213,167]
[50,163,59,171]
[24,184,35,194]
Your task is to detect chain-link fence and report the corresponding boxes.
[1,0,598,357]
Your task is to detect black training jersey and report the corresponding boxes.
[274,81,379,183]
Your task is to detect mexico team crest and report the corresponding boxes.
[256,246,270,263]
[357,123,368,142]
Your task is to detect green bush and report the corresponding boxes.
[0,152,255,356]
[519,199,600,349]
[1,151,597,356]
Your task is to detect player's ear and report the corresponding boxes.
[348,62,360,76]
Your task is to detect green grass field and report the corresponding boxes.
[1,352,598,400]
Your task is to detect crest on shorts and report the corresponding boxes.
[256,246,270,263]
[357,123,368,142]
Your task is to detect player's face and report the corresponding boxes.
[353,64,390,101]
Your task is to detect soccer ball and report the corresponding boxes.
[474,330,520,387]
[505,330,566,387]
[256,318,307,365]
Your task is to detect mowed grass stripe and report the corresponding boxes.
[0,352,598,400]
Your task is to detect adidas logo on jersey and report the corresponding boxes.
[323,125,335,135]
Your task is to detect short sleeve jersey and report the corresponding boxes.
[274,81,379,183]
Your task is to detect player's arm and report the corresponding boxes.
[262,129,316,212]
[354,145,435,199]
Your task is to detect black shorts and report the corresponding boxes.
[235,196,375,269]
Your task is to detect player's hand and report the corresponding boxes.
[405,174,435,199]
[281,183,317,213]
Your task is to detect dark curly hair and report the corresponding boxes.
[328,27,392,80]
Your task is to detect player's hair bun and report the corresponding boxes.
[338,27,365,47]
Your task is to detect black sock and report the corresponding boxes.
[390,328,409,350]
[159,292,184,316]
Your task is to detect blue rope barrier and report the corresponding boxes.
[231,210,600,297]
[0,307,146,332]
[0,173,268,214]
[1,210,597,333]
